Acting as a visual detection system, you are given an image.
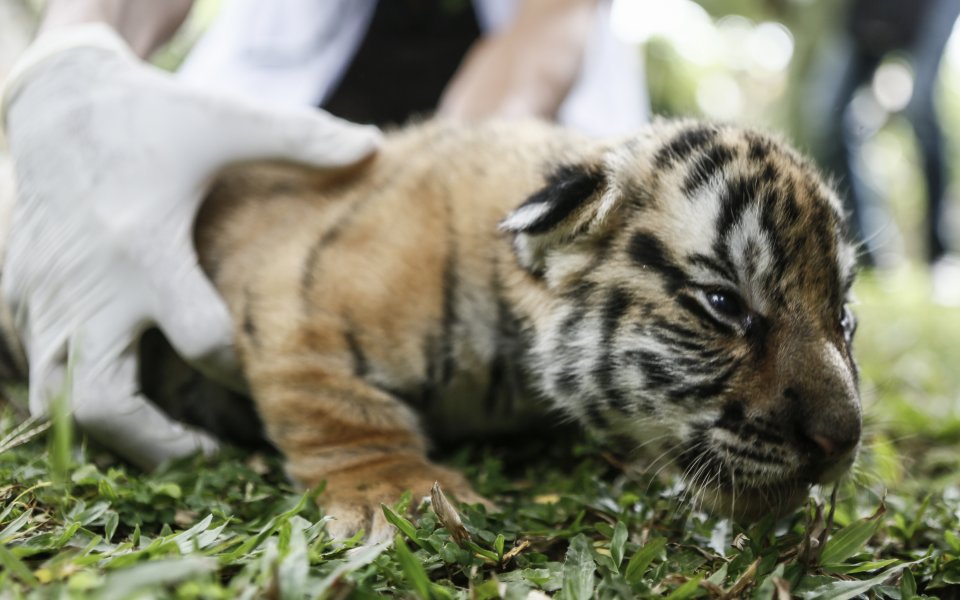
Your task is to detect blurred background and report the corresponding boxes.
[0,0,958,494]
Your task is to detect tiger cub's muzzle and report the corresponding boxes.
[685,335,861,521]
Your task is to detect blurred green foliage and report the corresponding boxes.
[646,0,960,265]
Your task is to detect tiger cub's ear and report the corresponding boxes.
[500,159,622,272]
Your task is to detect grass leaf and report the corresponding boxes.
[315,542,389,598]
[381,504,430,551]
[819,504,884,566]
[103,510,119,543]
[0,544,38,585]
[610,521,628,572]
[98,557,217,600]
[665,576,703,599]
[625,537,666,584]
[799,559,923,600]
[900,567,917,600]
[561,534,596,600]
[393,534,433,599]
[494,533,505,560]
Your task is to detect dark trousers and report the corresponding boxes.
[822,0,960,264]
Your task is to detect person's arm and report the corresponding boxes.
[40,0,194,57]
[438,0,598,120]
[1,6,381,469]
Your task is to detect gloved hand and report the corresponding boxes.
[0,24,380,469]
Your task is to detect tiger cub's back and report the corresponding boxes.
[195,120,593,436]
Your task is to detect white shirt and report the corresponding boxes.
[177,0,648,137]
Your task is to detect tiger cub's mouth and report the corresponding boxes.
[672,413,860,521]
[688,454,859,521]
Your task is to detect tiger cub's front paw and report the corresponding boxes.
[316,458,489,543]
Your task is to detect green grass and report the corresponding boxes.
[1,268,959,599]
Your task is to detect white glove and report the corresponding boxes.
[0,24,381,469]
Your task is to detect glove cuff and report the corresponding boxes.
[1,23,136,126]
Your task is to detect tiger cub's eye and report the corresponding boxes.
[706,289,748,322]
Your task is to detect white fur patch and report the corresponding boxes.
[499,202,552,232]
[727,203,774,312]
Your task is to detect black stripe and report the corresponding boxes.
[485,261,505,416]
[682,143,735,195]
[759,161,780,187]
[806,180,842,221]
[715,175,762,243]
[300,234,325,300]
[746,133,771,161]
[583,397,611,430]
[558,306,587,343]
[627,232,687,291]
[719,441,785,465]
[555,369,581,396]
[806,201,844,311]
[343,328,368,378]
[688,253,736,282]
[676,294,736,336]
[264,180,302,196]
[676,354,728,377]
[711,175,763,284]
[242,287,259,349]
[564,280,597,303]
[596,287,633,413]
[580,234,616,278]
[300,218,353,304]
[759,193,793,298]
[601,287,631,341]
[625,350,673,390]
[552,306,586,399]
[486,262,522,416]
[510,164,605,234]
[717,400,744,425]
[300,161,410,304]
[780,179,800,231]
[667,361,738,402]
[715,417,784,447]
[439,194,458,385]
[654,125,718,168]
[654,335,708,354]
[377,384,419,408]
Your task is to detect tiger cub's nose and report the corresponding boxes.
[803,428,860,460]
[785,386,861,462]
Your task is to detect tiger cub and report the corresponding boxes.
[195,119,861,541]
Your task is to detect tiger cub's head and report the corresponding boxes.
[502,120,860,520]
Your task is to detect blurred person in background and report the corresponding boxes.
[178,0,646,134]
[811,0,960,302]
[0,0,646,468]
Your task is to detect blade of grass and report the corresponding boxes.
[393,534,432,599]
[561,534,596,600]
[610,521,627,572]
[0,544,38,586]
[819,504,884,566]
[625,537,666,584]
